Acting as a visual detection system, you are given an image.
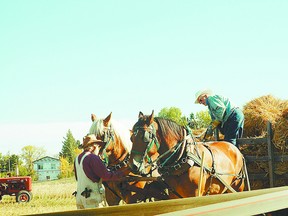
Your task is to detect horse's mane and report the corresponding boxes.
[154,117,184,141]
[89,119,106,137]
[89,119,132,153]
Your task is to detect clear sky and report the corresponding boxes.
[1,1,287,156]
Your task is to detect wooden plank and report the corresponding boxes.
[249,173,288,180]
[237,137,267,145]
[275,154,288,161]
[277,174,288,179]
[245,155,288,162]
[267,121,275,187]
[198,152,205,196]
[244,155,269,162]
[158,189,288,216]
[248,173,268,180]
[28,186,288,216]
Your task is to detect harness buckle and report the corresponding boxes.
[173,164,181,170]
[211,167,216,175]
[181,157,187,163]
[115,164,122,170]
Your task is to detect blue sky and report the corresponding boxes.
[1,1,287,156]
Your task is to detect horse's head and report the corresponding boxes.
[89,113,132,167]
[129,110,160,175]
[88,113,117,163]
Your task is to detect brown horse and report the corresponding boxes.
[129,111,248,198]
[89,113,168,205]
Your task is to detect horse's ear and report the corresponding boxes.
[91,114,96,122]
[138,111,144,119]
[149,110,154,124]
[103,112,112,126]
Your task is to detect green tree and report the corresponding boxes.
[21,145,46,177]
[158,107,187,126]
[5,154,19,174]
[186,110,212,129]
[195,110,211,128]
[59,130,79,164]
[187,112,197,129]
[8,154,19,172]
[59,156,74,178]
[0,153,24,177]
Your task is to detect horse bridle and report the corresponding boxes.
[132,122,194,173]
[95,125,129,170]
[132,123,160,172]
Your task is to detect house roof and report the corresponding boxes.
[33,156,60,163]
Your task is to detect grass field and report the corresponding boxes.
[0,177,77,216]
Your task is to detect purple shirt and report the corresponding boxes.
[74,151,124,182]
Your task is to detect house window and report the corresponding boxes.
[38,164,43,169]
[51,164,56,169]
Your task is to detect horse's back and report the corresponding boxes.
[204,141,244,174]
[205,141,246,192]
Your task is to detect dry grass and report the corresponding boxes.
[243,95,283,137]
[0,177,77,216]
[273,106,288,151]
[243,95,288,151]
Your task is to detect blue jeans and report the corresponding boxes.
[219,108,244,147]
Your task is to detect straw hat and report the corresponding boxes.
[79,134,98,149]
[194,89,213,104]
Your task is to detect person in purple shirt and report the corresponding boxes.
[74,134,124,209]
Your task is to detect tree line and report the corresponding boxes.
[0,107,210,180]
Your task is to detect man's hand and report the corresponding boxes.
[211,120,221,130]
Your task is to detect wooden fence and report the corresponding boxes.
[30,186,288,216]
[235,121,288,188]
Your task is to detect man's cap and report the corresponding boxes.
[194,89,213,104]
[79,134,98,149]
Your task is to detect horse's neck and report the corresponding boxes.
[157,131,184,154]
[107,134,129,165]
[156,127,187,165]
[110,120,132,152]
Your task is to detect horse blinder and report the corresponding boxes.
[143,130,152,143]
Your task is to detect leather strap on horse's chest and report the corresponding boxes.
[108,155,129,172]
[187,143,237,193]
[158,158,192,176]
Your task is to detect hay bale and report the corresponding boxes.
[241,96,288,189]
[243,95,283,138]
[243,95,287,151]
[273,105,288,151]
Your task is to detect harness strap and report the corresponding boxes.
[100,130,114,165]
[174,129,187,162]
[187,146,237,193]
